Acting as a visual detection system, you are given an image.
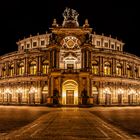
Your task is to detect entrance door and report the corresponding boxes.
[66,90,74,104]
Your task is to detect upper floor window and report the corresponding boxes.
[104,42,108,47]
[18,62,24,75]
[26,44,30,48]
[127,64,132,78]
[29,61,37,75]
[33,42,37,47]
[117,46,120,51]
[134,67,138,78]
[92,61,98,75]
[9,64,14,76]
[96,41,100,46]
[42,60,49,74]
[21,46,24,50]
[41,40,45,46]
[104,62,111,75]
[111,44,115,49]
[2,64,6,77]
[116,63,122,76]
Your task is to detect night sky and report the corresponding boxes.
[0,0,139,56]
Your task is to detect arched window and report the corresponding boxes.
[18,62,24,75]
[29,61,37,75]
[92,61,98,75]
[127,64,132,78]
[116,63,122,76]
[42,60,49,74]
[2,64,6,77]
[9,64,14,76]
[104,62,111,75]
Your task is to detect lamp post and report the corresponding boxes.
[4,88,11,104]
[117,88,124,105]
[103,88,110,105]
[29,87,37,104]
[16,88,23,104]
[130,89,136,105]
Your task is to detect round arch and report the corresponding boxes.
[62,80,78,105]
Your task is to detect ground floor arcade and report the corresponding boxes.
[0,75,140,105]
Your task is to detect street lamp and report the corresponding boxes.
[4,88,12,103]
[16,88,23,104]
[129,89,136,104]
[117,88,124,105]
[29,87,37,104]
[103,87,111,105]
[103,87,110,94]
[117,88,124,94]
[29,87,37,94]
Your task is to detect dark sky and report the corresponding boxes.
[0,0,139,56]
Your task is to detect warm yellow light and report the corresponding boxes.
[62,92,66,97]
[16,88,23,93]
[74,92,78,97]
[117,88,124,94]
[103,88,110,94]
[129,89,136,94]
[29,87,37,93]
[4,88,11,94]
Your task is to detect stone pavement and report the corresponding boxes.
[2,108,139,140]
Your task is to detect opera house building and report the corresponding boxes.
[0,8,140,106]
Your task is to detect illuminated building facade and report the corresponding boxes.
[0,8,140,106]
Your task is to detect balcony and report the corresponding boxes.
[61,69,80,74]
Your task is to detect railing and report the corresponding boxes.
[61,69,80,73]
[94,48,140,60]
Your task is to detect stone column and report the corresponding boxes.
[79,77,82,104]
[123,60,126,77]
[132,63,135,78]
[52,50,55,68]
[56,50,59,69]
[138,66,140,78]
[113,58,116,76]
[58,77,62,104]
[98,82,103,104]
[86,50,89,68]
[51,77,54,97]
[49,49,52,69]
[6,62,9,76]
[87,77,90,96]
[38,56,41,74]
[35,81,41,104]
[14,60,17,76]
[99,56,103,76]
[82,50,85,69]
[25,57,28,75]
[36,56,40,75]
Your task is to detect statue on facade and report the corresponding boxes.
[62,7,79,27]
[63,7,79,21]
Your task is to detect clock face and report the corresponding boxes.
[61,36,80,49]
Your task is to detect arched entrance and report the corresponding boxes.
[62,80,78,105]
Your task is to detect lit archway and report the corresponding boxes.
[62,80,78,105]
